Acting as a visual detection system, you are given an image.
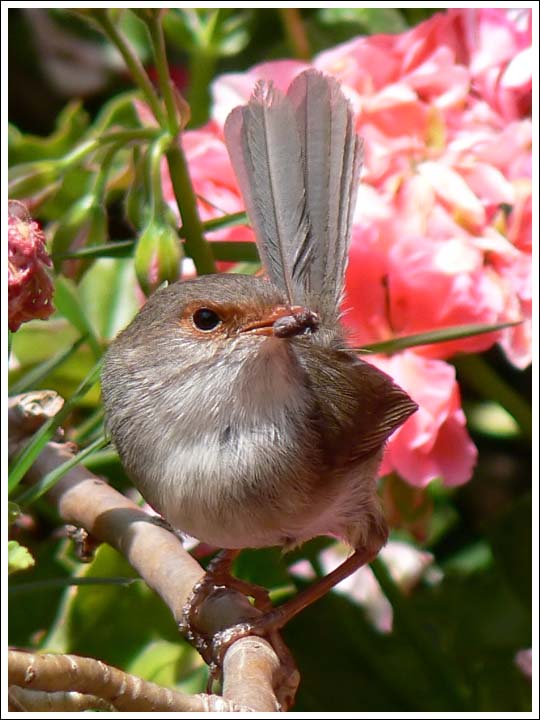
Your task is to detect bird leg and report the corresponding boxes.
[190,545,376,670]
[180,547,299,698]
[179,548,274,666]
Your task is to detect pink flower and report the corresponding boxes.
[205,9,531,368]
[373,352,478,487]
[344,227,509,361]
[152,9,532,490]
[311,10,532,367]
[454,8,532,120]
[8,200,54,332]
[514,648,532,680]
[178,124,253,243]
[211,60,308,125]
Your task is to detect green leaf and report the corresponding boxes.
[8,361,102,493]
[318,7,408,34]
[9,319,79,367]
[72,406,105,444]
[454,354,532,441]
[8,541,35,575]
[38,165,96,223]
[8,160,61,199]
[163,9,251,57]
[468,402,520,439]
[126,640,188,686]
[51,195,108,276]
[9,335,88,395]
[14,434,109,507]
[92,91,143,134]
[8,537,73,647]
[54,276,102,358]
[10,326,97,405]
[44,544,182,667]
[117,8,153,62]
[358,321,521,356]
[284,555,530,711]
[8,102,90,165]
[234,547,293,595]
[78,257,140,341]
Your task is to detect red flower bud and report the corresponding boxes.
[8,200,55,332]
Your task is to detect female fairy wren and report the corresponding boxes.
[102,69,417,639]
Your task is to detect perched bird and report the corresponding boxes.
[102,69,417,647]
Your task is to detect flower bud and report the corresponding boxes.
[124,172,150,231]
[8,200,55,332]
[134,218,183,296]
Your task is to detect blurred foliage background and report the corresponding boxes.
[8,8,532,712]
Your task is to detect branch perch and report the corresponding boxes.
[8,391,299,711]
[8,650,245,712]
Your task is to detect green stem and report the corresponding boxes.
[188,51,216,127]
[92,10,166,125]
[57,129,158,172]
[147,14,181,134]
[58,139,100,169]
[453,354,532,441]
[142,14,215,273]
[92,144,123,202]
[96,128,160,146]
[146,134,172,217]
[165,144,216,274]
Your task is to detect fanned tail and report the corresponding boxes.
[224,69,363,319]
[224,81,309,304]
[288,70,363,320]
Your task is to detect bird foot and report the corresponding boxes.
[180,546,375,689]
[178,549,275,670]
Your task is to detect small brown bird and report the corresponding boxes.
[102,69,417,651]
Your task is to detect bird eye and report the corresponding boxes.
[192,307,222,331]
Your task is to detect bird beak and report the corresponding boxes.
[239,306,319,338]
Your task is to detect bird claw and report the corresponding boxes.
[178,553,294,685]
[178,550,273,669]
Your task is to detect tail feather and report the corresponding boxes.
[224,69,363,319]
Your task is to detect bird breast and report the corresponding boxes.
[108,335,323,548]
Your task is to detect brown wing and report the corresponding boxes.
[295,339,417,465]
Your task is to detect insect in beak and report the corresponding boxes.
[239,306,319,338]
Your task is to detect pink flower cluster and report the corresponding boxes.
[168,9,532,489]
[8,200,55,332]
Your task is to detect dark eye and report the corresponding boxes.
[192,307,222,331]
